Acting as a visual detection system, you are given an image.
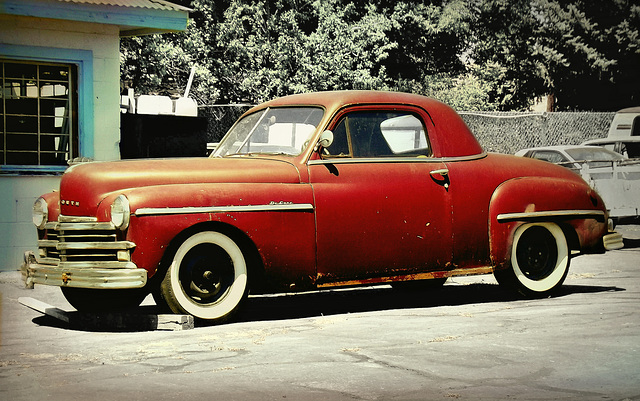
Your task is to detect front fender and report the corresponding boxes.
[101,183,317,289]
[488,176,608,270]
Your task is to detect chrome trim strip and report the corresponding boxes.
[50,221,116,231]
[59,215,98,223]
[135,203,315,217]
[38,239,58,248]
[44,217,115,231]
[56,241,136,251]
[44,221,58,230]
[54,261,138,269]
[34,253,137,269]
[308,152,487,165]
[497,210,606,222]
[37,257,60,265]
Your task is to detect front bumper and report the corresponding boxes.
[23,214,147,289]
[22,251,147,289]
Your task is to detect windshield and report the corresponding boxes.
[213,107,324,157]
[565,147,625,168]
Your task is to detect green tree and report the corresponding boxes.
[533,0,640,111]
[470,0,640,111]
[120,0,490,110]
[120,0,226,105]
[385,0,470,81]
[215,0,397,103]
[469,0,544,110]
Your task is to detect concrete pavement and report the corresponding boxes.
[1,225,639,401]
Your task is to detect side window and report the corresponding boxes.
[324,111,430,158]
[380,115,429,154]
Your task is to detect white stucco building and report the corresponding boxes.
[0,0,189,270]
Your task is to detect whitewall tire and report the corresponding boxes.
[496,222,570,296]
[159,231,249,322]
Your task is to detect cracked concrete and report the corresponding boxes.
[1,224,639,400]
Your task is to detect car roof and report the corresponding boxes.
[517,145,593,153]
[616,106,640,114]
[583,137,640,145]
[517,145,624,160]
[257,90,443,110]
[245,90,484,158]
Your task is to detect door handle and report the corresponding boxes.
[430,169,450,189]
[429,169,449,176]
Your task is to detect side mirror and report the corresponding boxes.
[316,130,334,152]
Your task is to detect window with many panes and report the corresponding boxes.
[1,60,78,166]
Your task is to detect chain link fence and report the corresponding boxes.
[200,105,616,155]
[460,111,616,154]
[199,104,254,143]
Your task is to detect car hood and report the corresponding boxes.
[59,157,302,217]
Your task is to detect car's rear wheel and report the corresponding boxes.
[495,222,570,297]
[157,231,249,322]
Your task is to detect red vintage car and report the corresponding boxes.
[23,91,623,322]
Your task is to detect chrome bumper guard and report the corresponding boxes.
[603,232,624,251]
[22,215,146,289]
[22,251,147,289]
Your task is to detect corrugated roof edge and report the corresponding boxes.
[57,0,192,12]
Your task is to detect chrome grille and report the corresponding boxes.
[38,216,135,268]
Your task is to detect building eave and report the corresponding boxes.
[0,0,190,36]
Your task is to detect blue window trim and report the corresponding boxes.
[0,44,94,174]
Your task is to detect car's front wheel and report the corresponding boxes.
[157,230,249,322]
[495,222,570,297]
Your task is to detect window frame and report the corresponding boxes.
[323,106,432,159]
[0,44,93,174]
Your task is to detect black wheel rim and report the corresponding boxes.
[515,226,558,281]
[179,243,235,305]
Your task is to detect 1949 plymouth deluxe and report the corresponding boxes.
[23,91,624,322]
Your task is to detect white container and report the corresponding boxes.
[174,97,198,117]
[136,95,173,115]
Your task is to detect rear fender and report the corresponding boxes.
[489,176,607,270]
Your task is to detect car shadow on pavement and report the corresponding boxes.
[30,306,184,332]
[231,282,624,326]
[623,238,640,249]
[29,282,623,332]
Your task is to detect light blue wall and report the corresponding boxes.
[0,176,61,271]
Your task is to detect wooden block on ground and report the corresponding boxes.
[18,297,70,323]
[157,314,195,331]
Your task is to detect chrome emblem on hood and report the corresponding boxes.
[61,200,80,207]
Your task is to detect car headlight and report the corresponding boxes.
[32,197,48,229]
[110,195,130,230]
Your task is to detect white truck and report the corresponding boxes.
[581,107,640,221]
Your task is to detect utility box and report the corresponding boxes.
[120,113,208,159]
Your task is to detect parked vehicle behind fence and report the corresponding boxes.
[516,145,640,221]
